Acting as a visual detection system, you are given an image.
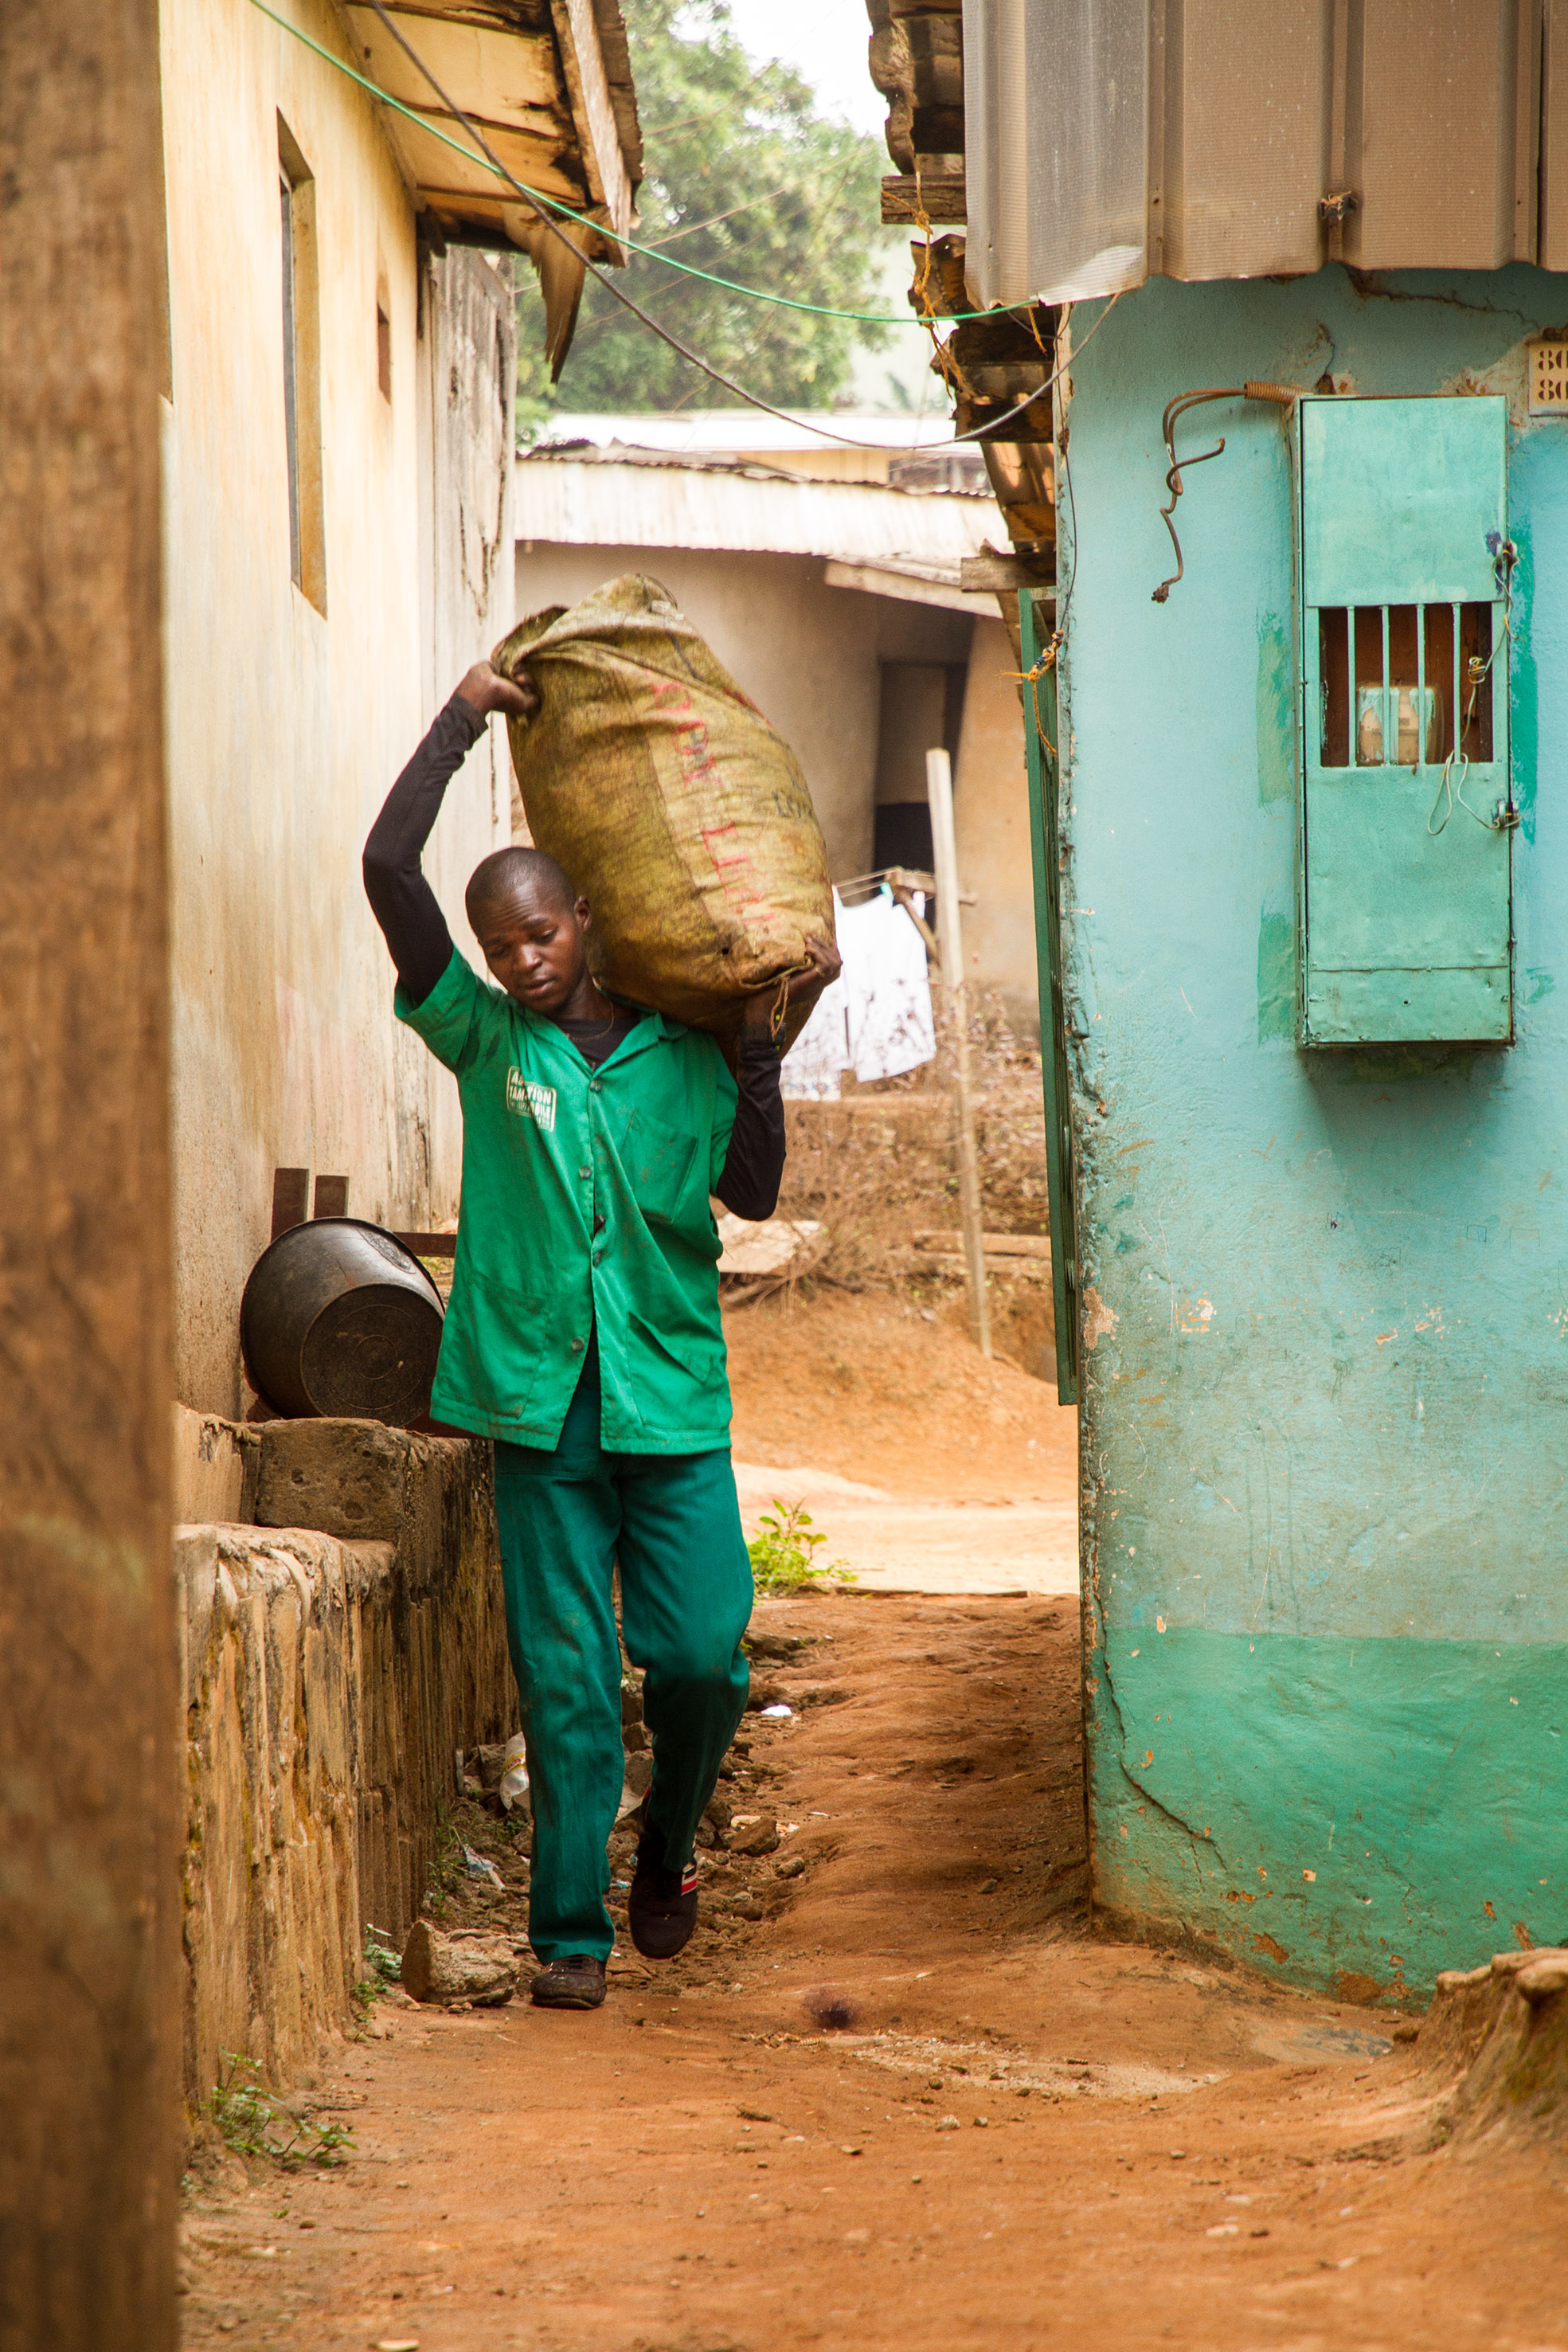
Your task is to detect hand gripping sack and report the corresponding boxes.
[493,575,835,1055]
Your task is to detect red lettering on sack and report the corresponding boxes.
[702,822,750,873]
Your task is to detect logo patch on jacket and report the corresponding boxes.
[506,1070,557,1131]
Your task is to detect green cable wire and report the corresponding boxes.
[247,0,1003,331]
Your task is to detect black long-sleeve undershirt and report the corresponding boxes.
[362,694,787,1220]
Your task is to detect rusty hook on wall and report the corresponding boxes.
[1151,382,1302,603]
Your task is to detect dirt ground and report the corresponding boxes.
[181,1582,1568,2350]
[722,1288,1078,1504]
[724,1290,1078,1596]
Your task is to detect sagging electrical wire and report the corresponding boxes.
[1151,382,1300,601]
[354,0,1115,457]
[250,0,1122,453]
[1429,531,1520,836]
[251,0,1024,332]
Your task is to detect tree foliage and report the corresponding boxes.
[515,0,894,426]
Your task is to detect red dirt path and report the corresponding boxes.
[179,1589,1568,2351]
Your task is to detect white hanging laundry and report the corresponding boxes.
[780,973,849,1100]
[780,887,850,1099]
[838,886,936,1083]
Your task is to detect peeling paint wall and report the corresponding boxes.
[161,0,514,1414]
[1059,264,1568,2002]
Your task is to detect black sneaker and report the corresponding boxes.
[628,1833,699,1959]
[530,1955,607,2010]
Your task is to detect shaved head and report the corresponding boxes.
[466,844,577,928]
[465,843,600,1019]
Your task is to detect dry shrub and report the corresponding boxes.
[773,990,1054,1377]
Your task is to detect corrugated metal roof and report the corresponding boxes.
[513,450,999,565]
[538,409,968,454]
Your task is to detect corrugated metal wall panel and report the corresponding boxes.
[962,0,1037,304]
[964,0,1148,304]
[958,0,1562,295]
[1542,0,1568,264]
[1159,0,1328,281]
[1349,0,1523,270]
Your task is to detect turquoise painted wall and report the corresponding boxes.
[1059,265,1568,2003]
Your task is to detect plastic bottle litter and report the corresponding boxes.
[498,1732,530,1816]
[460,1842,504,1890]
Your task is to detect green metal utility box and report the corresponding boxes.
[1298,395,1514,1045]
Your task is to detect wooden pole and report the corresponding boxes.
[926,748,991,1358]
[0,4,178,2345]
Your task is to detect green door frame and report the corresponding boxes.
[1020,588,1079,1404]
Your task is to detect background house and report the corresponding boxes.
[514,411,1041,1029]
[159,0,639,1416]
[863,0,1568,1999]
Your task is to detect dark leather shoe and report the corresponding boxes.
[530,1955,607,2009]
[628,1833,699,1959]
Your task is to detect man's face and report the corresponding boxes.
[472,885,591,1014]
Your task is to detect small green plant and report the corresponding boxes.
[747,1501,856,1595]
[424,1807,464,1917]
[362,1924,401,1983]
[351,1925,401,2013]
[209,2053,356,2171]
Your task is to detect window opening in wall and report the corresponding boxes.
[277,115,327,613]
[152,45,173,401]
[871,658,968,880]
[280,165,302,584]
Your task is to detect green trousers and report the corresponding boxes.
[492,1342,753,1963]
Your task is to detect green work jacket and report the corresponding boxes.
[397,948,738,1451]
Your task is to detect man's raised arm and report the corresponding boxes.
[363,662,537,1006]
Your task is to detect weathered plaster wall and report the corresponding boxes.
[510,541,972,879]
[953,614,1039,1031]
[178,1420,513,2104]
[1,6,180,2335]
[1059,265,1568,2002]
[415,249,518,1211]
[161,0,514,1414]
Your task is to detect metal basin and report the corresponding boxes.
[240,1218,445,1426]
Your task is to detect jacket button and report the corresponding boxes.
[588,1079,601,1095]
[569,1337,585,1355]
[578,1164,592,1179]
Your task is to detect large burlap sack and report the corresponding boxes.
[492,574,834,1055]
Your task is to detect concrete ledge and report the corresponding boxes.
[176,1425,513,2107]
[256,1417,432,1544]
[173,1400,259,1524]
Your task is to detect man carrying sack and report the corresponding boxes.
[364,659,838,2010]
